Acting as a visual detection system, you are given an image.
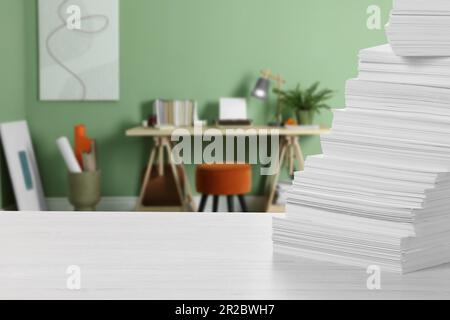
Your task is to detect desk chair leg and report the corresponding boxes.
[198,195,208,212]
[238,195,248,212]
[213,196,219,212]
[227,196,234,212]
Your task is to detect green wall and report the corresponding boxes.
[0,0,26,208]
[19,0,392,200]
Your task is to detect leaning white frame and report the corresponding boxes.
[0,121,47,211]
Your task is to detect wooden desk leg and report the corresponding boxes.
[136,139,158,211]
[167,139,197,212]
[265,138,288,212]
[182,171,197,212]
[158,141,164,176]
[160,137,185,210]
[166,139,198,212]
[289,137,295,176]
[293,138,305,171]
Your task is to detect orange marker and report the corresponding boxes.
[74,124,92,169]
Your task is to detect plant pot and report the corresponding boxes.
[296,111,314,125]
[68,171,101,211]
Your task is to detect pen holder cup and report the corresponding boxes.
[68,171,101,211]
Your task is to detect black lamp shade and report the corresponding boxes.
[252,77,270,100]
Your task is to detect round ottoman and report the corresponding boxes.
[196,164,252,212]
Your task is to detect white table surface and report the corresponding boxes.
[1,212,450,300]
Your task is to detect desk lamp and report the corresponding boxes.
[252,69,286,126]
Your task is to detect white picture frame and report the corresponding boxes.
[38,0,120,101]
[0,121,47,211]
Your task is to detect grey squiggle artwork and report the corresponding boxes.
[39,0,119,101]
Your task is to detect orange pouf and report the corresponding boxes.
[196,164,252,212]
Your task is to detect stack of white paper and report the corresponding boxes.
[386,0,450,56]
[273,43,450,274]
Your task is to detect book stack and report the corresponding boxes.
[386,0,450,56]
[154,99,197,128]
[273,32,450,273]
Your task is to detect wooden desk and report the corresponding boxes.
[126,126,330,212]
[1,212,449,300]
[126,126,331,137]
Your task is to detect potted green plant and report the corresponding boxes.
[274,82,333,125]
